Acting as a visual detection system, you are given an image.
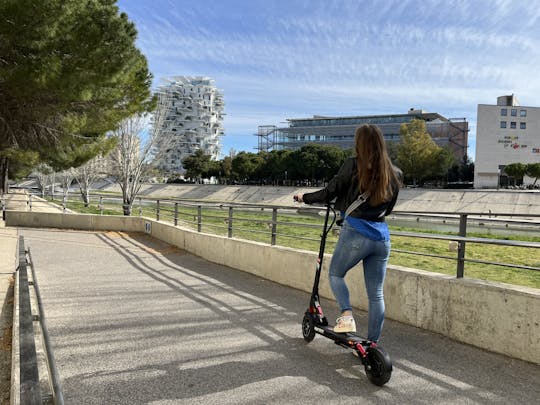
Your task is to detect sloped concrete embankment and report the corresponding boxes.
[97,183,540,215]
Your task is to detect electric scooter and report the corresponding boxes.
[300,202,393,386]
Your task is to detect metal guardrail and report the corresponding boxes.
[16,236,41,404]
[15,236,64,405]
[32,192,540,279]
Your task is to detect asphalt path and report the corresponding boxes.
[21,228,540,404]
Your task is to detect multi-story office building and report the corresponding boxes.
[152,76,224,173]
[475,95,540,188]
[258,109,468,162]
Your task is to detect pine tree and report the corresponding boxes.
[0,0,155,192]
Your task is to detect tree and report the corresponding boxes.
[396,119,446,186]
[32,164,54,197]
[182,150,212,182]
[525,163,540,187]
[317,144,348,182]
[261,150,292,185]
[504,163,526,186]
[460,155,475,182]
[108,111,173,215]
[58,169,75,208]
[0,0,154,192]
[73,154,110,207]
[232,152,264,182]
[433,146,456,184]
[206,160,223,182]
[0,148,39,188]
[220,156,233,182]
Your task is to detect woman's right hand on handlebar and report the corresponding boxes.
[293,194,303,203]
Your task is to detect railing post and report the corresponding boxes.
[156,200,160,221]
[457,214,467,278]
[139,197,142,217]
[174,202,178,226]
[62,195,67,213]
[28,194,32,211]
[197,205,202,232]
[271,208,277,245]
[99,196,103,215]
[228,207,233,238]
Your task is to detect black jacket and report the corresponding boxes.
[302,157,401,222]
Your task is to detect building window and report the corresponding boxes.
[520,122,526,129]
[510,121,516,129]
[501,108,507,116]
[511,109,517,116]
[520,109,527,117]
[500,121,507,128]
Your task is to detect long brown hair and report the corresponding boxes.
[354,124,399,206]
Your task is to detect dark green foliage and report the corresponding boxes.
[503,163,526,186]
[179,144,350,185]
[525,163,540,186]
[0,0,154,191]
[182,149,212,181]
[231,151,265,181]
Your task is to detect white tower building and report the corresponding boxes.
[152,76,224,174]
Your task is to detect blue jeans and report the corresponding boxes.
[328,221,391,342]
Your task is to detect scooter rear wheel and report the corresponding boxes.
[364,346,392,386]
[302,314,316,342]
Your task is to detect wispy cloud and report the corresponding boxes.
[118,0,540,157]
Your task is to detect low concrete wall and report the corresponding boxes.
[6,210,540,364]
[6,211,144,232]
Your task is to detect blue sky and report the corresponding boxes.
[117,0,540,161]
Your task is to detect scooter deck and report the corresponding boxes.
[314,323,369,347]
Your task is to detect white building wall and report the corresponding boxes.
[153,76,224,173]
[474,98,540,188]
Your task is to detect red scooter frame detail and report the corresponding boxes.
[300,203,393,387]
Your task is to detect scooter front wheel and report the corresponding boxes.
[302,314,316,342]
[364,346,392,386]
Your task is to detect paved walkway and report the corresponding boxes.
[16,228,540,404]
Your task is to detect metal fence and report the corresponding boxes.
[22,192,540,281]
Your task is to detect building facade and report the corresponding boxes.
[258,109,468,162]
[152,76,224,173]
[474,95,540,188]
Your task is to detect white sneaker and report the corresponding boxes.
[334,316,356,333]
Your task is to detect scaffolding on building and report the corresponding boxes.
[256,125,278,153]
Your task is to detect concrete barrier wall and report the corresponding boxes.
[6,210,540,364]
[6,211,144,232]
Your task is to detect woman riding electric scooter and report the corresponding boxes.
[294,124,401,344]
